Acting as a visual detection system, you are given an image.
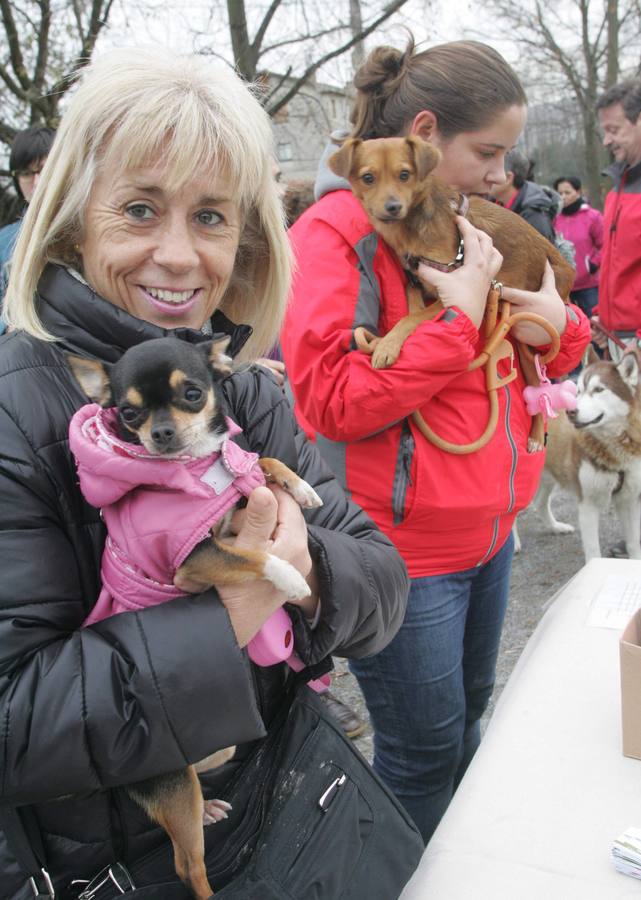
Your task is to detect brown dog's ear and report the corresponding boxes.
[66,354,113,406]
[405,136,441,181]
[328,139,362,179]
[202,337,233,376]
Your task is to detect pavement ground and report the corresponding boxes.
[331,485,623,761]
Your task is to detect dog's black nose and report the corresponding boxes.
[566,408,577,421]
[384,199,402,216]
[151,423,176,445]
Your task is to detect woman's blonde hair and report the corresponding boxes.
[4,48,290,360]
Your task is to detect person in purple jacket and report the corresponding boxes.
[553,175,604,318]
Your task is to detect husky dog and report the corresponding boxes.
[533,350,641,562]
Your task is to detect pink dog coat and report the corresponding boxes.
[69,403,265,626]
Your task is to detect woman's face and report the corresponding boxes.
[411,104,527,195]
[78,160,242,331]
[557,181,582,207]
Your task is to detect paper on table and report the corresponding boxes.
[586,574,641,629]
[612,826,641,879]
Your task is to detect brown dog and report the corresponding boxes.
[329,136,574,370]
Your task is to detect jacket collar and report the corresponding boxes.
[603,158,641,188]
[36,263,253,364]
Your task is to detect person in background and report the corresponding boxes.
[281,37,590,844]
[0,126,55,310]
[593,78,641,361]
[553,175,603,319]
[490,147,557,242]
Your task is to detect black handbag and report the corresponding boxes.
[2,683,424,900]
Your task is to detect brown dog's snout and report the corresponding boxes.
[566,408,578,422]
[384,198,403,217]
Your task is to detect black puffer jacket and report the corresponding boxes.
[0,265,409,898]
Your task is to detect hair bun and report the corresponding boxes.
[354,44,411,95]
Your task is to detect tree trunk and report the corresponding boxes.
[349,0,365,73]
[582,108,604,209]
[606,0,619,87]
[226,0,255,81]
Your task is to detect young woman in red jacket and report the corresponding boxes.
[281,39,590,844]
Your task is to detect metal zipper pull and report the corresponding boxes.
[318,773,346,812]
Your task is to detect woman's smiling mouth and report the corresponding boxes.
[140,286,202,316]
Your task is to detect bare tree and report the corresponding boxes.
[478,0,640,205]
[0,0,117,222]
[198,0,409,116]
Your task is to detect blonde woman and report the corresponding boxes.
[0,49,410,896]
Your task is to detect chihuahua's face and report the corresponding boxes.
[328,136,441,223]
[67,337,233,457]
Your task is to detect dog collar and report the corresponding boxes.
[404,192,469,276]
[404,237,465,278]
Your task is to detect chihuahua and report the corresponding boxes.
[329,136,575,369]
[67,337,322,899]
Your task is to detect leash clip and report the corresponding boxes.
[29,868,55,898]
[70,863,135,899]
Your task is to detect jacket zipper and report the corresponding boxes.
[477,386,515,565]
[392,422,415,526]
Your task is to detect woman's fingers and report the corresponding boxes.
[230,486,278,549]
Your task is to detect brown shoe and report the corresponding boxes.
[320,690,367,739]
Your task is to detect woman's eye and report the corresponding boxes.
[399,170,410,182]
[185,387,203,402]
[125,203,154,220]
[197,209,223,226]
[362,173,375,185]
[120,406,139,423]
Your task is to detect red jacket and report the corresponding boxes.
[281,190,590,577]
[598,160,641,331]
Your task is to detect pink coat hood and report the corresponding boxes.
[69,403,265,625]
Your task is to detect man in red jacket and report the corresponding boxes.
[594,78,641,360]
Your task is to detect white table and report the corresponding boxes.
[400,558,641,900]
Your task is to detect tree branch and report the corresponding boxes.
[266,0,409,116]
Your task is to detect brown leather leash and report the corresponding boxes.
[356,282,562,455]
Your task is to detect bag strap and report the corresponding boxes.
[0,804,55,897]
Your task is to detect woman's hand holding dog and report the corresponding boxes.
[501,262,567,344]
[416,217,503,330]
[217,486,318,648]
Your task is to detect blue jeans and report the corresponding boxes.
[350,534,513,844]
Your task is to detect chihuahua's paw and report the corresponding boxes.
[290,479,323,509]
[371,340,402,369]
[264,556,311,599]
[203,798,232,826]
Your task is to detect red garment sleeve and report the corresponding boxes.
[543,303,592,378]
[281,215,479,443]
[589,209,604,269]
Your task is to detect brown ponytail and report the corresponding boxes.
[350,38,526,140]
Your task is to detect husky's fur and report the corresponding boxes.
[532,351,641,562]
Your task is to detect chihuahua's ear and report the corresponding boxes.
[328,139,362,179]
[201,337,233,376]
[66,354,113,406]
[406,136,441,181]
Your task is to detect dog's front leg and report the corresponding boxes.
[577,501,601,561]
[613,487,641,559]
[371,289,442,369]
[175,535,311,600]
